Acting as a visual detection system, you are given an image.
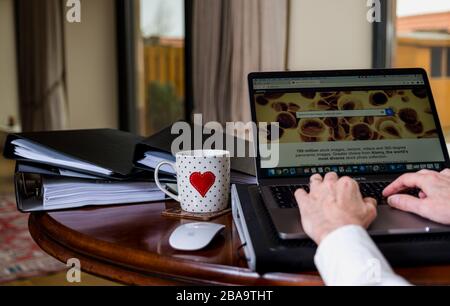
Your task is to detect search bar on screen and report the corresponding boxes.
[296,108,394,119]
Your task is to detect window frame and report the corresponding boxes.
[372,0,397,69]
[116,0,138,133]
[116,0,193,134]
[447,48,450,77]
[431,47,444,78]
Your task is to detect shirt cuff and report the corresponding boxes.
[314,225,409,286]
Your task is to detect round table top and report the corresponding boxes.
[29,202,450,285]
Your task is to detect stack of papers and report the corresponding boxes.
[12,139,113,176]
[42,177,165,210]
[138,151,257,184]
[138,151,176,175]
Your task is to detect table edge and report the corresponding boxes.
[28,213,323,286]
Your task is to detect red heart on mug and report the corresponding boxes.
[189,171,216,198]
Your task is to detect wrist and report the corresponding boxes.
[315,227,339,245]
[315,222,362,245]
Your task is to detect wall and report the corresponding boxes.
[288,0,373,70]
[0,0,19,129]
[64,0,118,129]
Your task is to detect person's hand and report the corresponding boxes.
[294,172,377,244]
[383,169,450,225]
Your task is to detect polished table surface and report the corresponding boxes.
[29,201,450,285]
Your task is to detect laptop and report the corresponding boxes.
[248,68,450,239]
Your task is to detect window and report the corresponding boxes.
[447,48,450,77]
[138,0,185,135]
[431,47,443,77]
[394,0,450,130]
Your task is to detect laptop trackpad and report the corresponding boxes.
[369,206,450,235]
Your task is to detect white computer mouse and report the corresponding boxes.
[169,222,226,251]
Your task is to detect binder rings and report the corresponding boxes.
[13,162,173,212]
[2,129,173,212]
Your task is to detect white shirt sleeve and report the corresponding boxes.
[314,225,410,286]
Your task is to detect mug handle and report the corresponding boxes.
[154,161,180,202]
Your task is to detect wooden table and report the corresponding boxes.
[29,201,450,285]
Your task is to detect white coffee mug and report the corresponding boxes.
[154,150,231,213]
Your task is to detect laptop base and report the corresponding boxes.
[232,184,450,273]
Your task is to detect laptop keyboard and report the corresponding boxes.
[270,182,420,209]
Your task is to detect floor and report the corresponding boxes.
[0,156,15,195]
[4,271,120,286]
[0,149,120,286]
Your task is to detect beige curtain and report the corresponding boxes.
[192,0,288,124]
[16,0,68,131]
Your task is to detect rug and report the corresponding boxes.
[0,195,65,284]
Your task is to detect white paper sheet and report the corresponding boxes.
[12,139,113,176]
[42,177,165,208]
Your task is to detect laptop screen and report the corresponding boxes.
[251,72,448,178]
